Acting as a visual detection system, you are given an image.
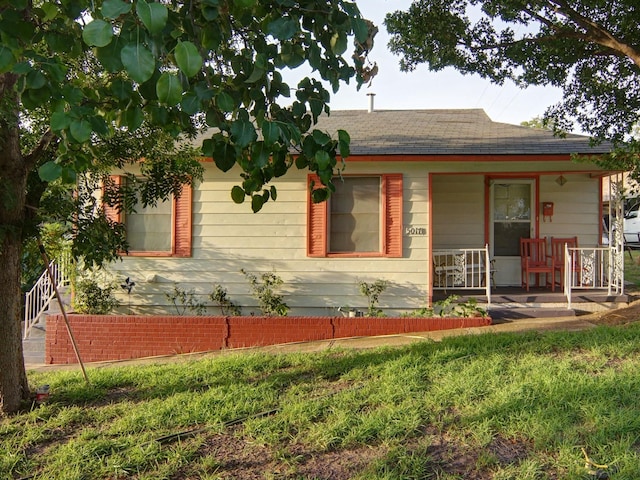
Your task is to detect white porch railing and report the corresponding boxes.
[433,245,492,304]
[23,251,71,339]
[565,246,623,309]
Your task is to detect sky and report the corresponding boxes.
[298,0,565,128]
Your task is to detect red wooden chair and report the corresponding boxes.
[520,238,554,291]
[548,237,578,291]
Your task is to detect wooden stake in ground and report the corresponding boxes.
[38,239,90,385]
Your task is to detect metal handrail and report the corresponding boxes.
[23,251,71,339]
[565,246,621,309]
[432,244,492,304]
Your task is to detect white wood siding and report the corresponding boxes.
[106,161,603,314]
[538,174,601,246]
[109,163,430,316]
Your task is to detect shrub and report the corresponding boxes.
[357,279,388,317]
[241,269,289,316]
[73,277,119,314]
[165,284,206,316]
[209,284,242,316]
[403,295,487,318]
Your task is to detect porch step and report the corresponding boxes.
[22,318,46,365]
[488,306,576,322]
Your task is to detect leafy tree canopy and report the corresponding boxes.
[385,0,640,153]
[0,0,375,414]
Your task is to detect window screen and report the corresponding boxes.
[330,177,380,253]
[125,198,172,252]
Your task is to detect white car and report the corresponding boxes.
[624,203,640,244]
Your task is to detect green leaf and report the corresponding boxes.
[251,142,269,168]
[311,187,329,203]
[312,129,331,146]
[262,121,280,145]
[122,106,144,130]
[0,46,15,73]
[245,63,265,84]
[156,72,182,105]
[38,161,62,182]
[251,194,264,213]
[96,37,124,72]
[231,185,245,204]
[214,142,237,171]
[60,167,77,185]
[25,70,46,89]
[216,91,235,111]
[174,41,203,78]
[121,43,155,83]
[181,92,201,115]
[41,2,58,21]
[270,185,277,201]
[102,0,132,19]
[69,118,92,143]
[82,19,113,47]
[230,118,257,148]
[136,0,168,34]
[352,17,369,44]
[330,32,348,55]
[338,129,350,158]
[315,150,330,169]
[50,111,70,131]
[267,17,298,40]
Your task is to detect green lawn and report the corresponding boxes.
[625,249,640,290]
[4,324,640,479]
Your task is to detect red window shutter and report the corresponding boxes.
[307,174,327,257]
[103,175,122,223]
[173,185,192,257]
[383,174,403,257]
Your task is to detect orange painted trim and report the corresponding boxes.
[428,173,434,305]
[122,251,174,257]
[306,173,403,258]
[344,154,582,163]
[106,175,192,258]
[484,174,541,244]
[326,252,392,258]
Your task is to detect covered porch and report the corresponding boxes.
[429,171,626,315]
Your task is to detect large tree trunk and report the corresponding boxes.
[0,72,30,415]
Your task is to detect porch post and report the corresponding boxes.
[609,173,625,295]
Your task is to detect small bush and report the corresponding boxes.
[242,269,289,316]
[165,284,206,316]
[73,278,119,314]
[209,284,241,316]
[357,279,388,317]
[403,295,487,318]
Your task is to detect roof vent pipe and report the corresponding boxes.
[367,92,376,113]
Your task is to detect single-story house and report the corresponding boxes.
[103,108,621,317]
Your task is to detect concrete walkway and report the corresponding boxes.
[25,314,598,373]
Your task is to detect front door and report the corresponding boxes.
[490,179,535,286]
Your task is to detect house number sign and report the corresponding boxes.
[405,226,427,236]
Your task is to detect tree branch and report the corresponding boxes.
[23,129,57,170]
[546,0,640,67]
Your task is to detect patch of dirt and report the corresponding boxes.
[172,426,549,480]
[582,297,640,326]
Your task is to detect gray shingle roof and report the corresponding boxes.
[313,109,610,156]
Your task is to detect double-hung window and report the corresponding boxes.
[307,174,403,257]
[105,176,192,257]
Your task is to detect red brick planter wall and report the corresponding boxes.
[45,314,492,364]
